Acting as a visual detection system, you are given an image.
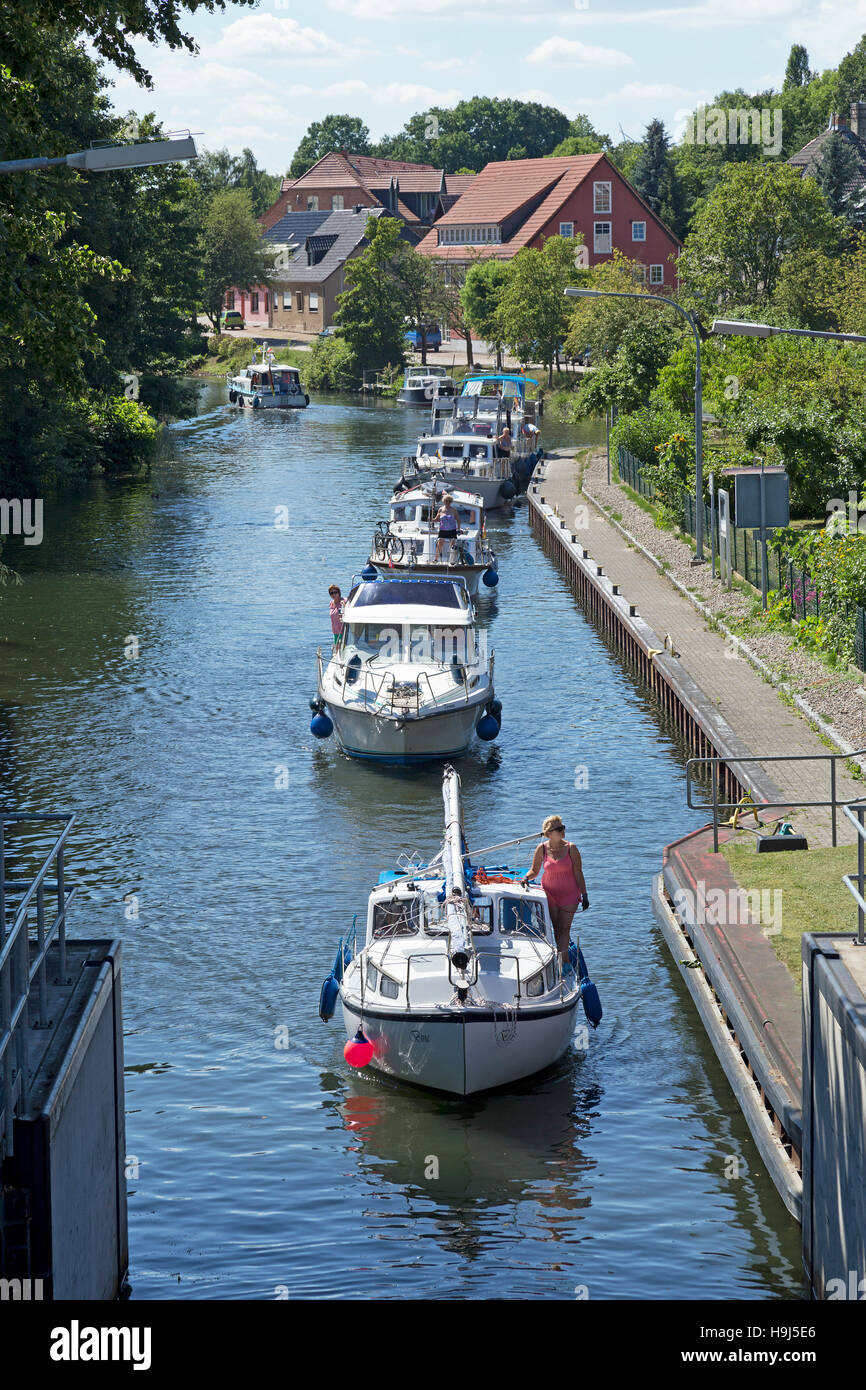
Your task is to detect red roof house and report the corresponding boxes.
[416,153,681,287]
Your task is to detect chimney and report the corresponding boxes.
[851,101,866,139]
[830,112,849,131]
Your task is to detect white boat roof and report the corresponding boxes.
[418,435,494,448]
[345,603,473,626]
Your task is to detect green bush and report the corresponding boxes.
[87,396,159,476]
[610,403,694,468]
[305,335,359,390]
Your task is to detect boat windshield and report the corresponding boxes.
[499,897,547,938]
[406,625,477,665]
[352,580,463,609]
[425,897,493,935]
[372,896,421,937]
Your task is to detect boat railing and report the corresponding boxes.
[388,942,562,1009]
[325,651,482,716]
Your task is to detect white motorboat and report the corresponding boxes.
[311,573,499,764]
[369,482,498,596]
[397,365,456,407]
[226,345,309,409]
[399,432,517,510]
[318,766,601,1095]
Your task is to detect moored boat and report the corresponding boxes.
[369,482,498,596]
[397,364,456,407]
[398,432,517,510]
[310,573,499,764]
[318,766,601,1095]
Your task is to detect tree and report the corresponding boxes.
[629,118,686,236]
[372,97,570,173]
[834,33,866,110]
[289,116,371,178]
[335,216,410,373]
[12,0,256,87]
[677,162,843,309]
[814,132,866,224]
[201,189,274,336]
[495,235,578,385]
[392,247,449,365]
[784,44,813,89]
[460,259,511,368]
[192,146,281,217]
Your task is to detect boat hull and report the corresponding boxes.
[229,392,308,409]
[397,387,455,405]
[340,995,580,1095]
[323,698,489,764]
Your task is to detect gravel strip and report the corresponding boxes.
[579,447,866,749]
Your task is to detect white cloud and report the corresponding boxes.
[562,0,809,27]
[592,81,709,104]
[212,13,373,63]
[527,37,633,67]
[285,79,461,106]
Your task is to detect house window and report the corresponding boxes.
[296,292,304,312]
[283,292,292,310]
[332,194,344,210]
[559,222,574,238]
[226,291,235,309]
[650,264,664,284]
[593,181,612,214]
[632,221,646,242]
[593,222,612,254]
[251,292,259,312]
[306,196,319,211]
[309,292,319,311]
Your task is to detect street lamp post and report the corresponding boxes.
[565,286,707,562]
[0,136,197,176]
[712,318,866,347]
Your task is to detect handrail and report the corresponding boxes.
[0,812,77,1160]
[842,801,866,946]
[686,748,866,852]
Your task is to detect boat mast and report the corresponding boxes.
[442,765,472,971]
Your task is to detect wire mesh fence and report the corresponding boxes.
[616,446,866,669]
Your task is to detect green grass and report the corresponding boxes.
[721,838,856,983]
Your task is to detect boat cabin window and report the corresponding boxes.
[407,625,473,665]
[346,624,399,658]
[469,899,493,934]
[372,896,421,937]
[353,580,462,610]
[440,444,464,460]
[499,897,547,938]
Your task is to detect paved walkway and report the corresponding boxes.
[538,449,863,847]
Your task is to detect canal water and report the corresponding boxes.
[0,384,804,1299]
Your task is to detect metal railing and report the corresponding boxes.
[842,801,866,946]
[686,749,866,852]
[318,647,492,717]
[0,813,77,1159]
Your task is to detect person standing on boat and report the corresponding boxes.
[434,494,459,560]
[328,585,346,645]
[520,817,588,966]
[496,424,512,459]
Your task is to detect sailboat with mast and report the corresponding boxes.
[319,766,601,1095]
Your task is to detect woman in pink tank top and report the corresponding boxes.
[520,815,588,965]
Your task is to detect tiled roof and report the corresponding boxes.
[444,174,475,196]
[363,169,445,193]
[433,154,605,226]
[263,207,384,283]
[789,126,866,202]
[347,154,438,175]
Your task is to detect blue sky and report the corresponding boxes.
[105,0,866,173]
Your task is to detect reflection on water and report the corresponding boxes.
[0,386,803,1299]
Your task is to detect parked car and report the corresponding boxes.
[221,309,245,330]
[404,322,441,352]
[318,325,339,340]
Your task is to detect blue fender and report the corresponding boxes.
[319,973,339,1021]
